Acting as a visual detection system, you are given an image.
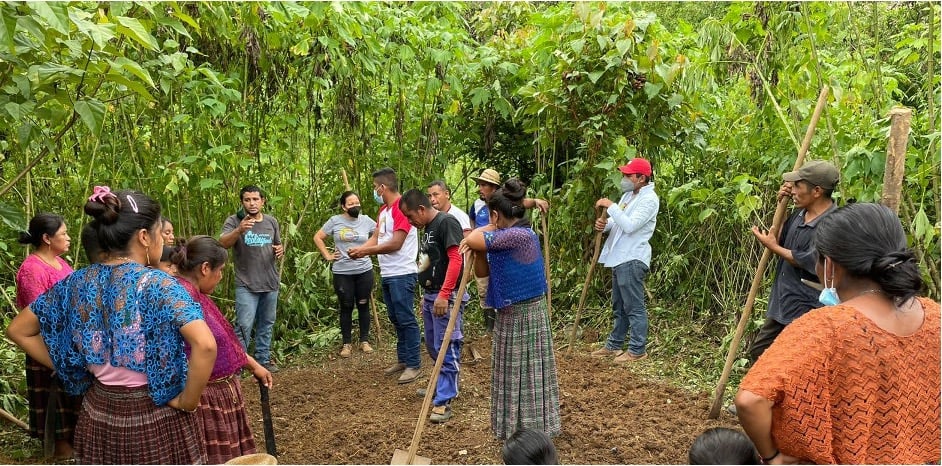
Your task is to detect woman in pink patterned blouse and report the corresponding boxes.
[171,235,273,464]
[14,213,81,459]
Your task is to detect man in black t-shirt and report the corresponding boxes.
[400,189,467,424]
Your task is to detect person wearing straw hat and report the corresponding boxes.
[591,157,659,364]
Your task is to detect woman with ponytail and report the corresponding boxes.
[171,235,272,464]
[14,213,81,458]
[461,179,560,440]
[735,203,940,464]
[6,186,217,464]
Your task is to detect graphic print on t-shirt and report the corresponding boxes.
[245,230,273,247]
[338,226,361,242]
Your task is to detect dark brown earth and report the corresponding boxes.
[237,337,740,465]
[0,336,741,465]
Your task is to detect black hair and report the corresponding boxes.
[80,223,103,264]
[160,216,172,228]
[399,189,431,211]
[502,428,558,465]
[170,235,228,274]
[240,185,265,200]
[372,167,399,192]
[160,245,174,262]
[487,178,528,221]
[18,213,65,248]
[688,427,758,465]
[428,180,450,194]
[814,202,923,305]
[84,189,161,255]
[338,191,359,209]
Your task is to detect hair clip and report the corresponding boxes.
[88,186,115,203]
[125,194,139,213]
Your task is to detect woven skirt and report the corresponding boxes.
[74,381,207,464]
[197,375,257,464]
[491,296,561,440]
[25,355,82,441]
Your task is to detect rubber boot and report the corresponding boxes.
[483,308,496,334]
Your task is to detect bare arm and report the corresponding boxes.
[350,230,407,258]
[6,308,54,369]
[523,197,549,213]
[734,389,793,463]
[167,320,216,412]
[219,216,257,249]
[313,230,338,261]
[244,355,273,389]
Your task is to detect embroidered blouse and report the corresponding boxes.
[483,226,547,309]
[29,262,203,405]
[176,278,247,380]
[15,254,73,308]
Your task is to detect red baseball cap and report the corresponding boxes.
[618,158,652,176]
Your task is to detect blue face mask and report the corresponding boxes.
[373,189,383,204]
[818,258,840,306]
[620,178,635,193]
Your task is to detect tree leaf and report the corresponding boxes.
[570,38,585,54]
[643,82,663,99]
[116,16,159,51]
[32,2,70,35]
[0,9,15,53]
[68,8,116,49]
[587,70,604,84]
[111,57,155,88]
[73,98,106,135]
[0,200,26,232]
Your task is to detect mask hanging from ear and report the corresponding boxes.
[818,258,841,306]
[373,190,383,204]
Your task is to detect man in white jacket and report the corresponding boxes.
[591,157,659,363]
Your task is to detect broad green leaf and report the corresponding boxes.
[198,178,224,190]
[0,200,26,232]
[643,82,663,99]
[615,38,631,56]
[116,16,159,51]
[587,70,604,84]
[3,102,21,120]
[111,57,155,88]
[0,11,15,53]
[197,67,224,88]
[106,72,154,100]
[73,98,106,135]
[32,2,70,35]
[69,8,116,49]
[172,8,201,35]
[698,208,716,223]
[570,38,585,54]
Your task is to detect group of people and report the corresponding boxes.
[8,187,275,464]
[316,167,559,435]
[6,155,940,464]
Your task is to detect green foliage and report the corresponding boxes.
[0,1,938,409]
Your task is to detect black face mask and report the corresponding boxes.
[347,206,361,218]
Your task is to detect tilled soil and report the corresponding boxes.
[239,337,740,464]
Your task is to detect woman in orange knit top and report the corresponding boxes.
[735,203,940,464]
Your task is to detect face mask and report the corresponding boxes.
[347,206,361,218]
[620,178,635,193]
[818,258,841,306]
[373,190,383,204]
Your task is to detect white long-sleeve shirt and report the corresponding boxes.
[598,183,659,268]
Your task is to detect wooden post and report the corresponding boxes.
[881,108,912,214]
[707,86,830,419]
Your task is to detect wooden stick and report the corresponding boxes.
[708,86,830,419]
[0,407,27,431]
[370,292,382,347]
[568,208,607,354]
[403,253,475,464]
[341,168,351,191]
[541,213,553,321]
[881,108,912,214]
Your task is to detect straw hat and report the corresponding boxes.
[224,453,278,465]
[471,168,501,186]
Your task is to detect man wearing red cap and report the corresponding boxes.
[591,157,659,363]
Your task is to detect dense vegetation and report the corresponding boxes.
[0,1,938,418]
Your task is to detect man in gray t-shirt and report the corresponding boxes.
[220,185,284,372]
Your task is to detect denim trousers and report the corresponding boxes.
[422,292,467,406]
[605,260,650,356]
[382,273,420,369]
[234,286,279,365]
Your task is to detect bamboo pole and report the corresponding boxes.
[541,213,553,321]
[0,407,28,431]
[880,108,912,214]
[567,208,607,354]
[708,86,830,419]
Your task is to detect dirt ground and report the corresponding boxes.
[0,334,742,465]
[238,337,740,465]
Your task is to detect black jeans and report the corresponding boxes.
[747,317,786,363]
[333,270,374,344]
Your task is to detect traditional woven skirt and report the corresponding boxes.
[25,355,82,441]
[491,296,561,440]
[74,381,206,464]
[198,375,257,464]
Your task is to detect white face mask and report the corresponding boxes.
[620,178,635,193]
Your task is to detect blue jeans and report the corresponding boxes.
[234,286,279,365]
[382,273,420,369]
[605,260,649,356]
[422,292,467,406]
